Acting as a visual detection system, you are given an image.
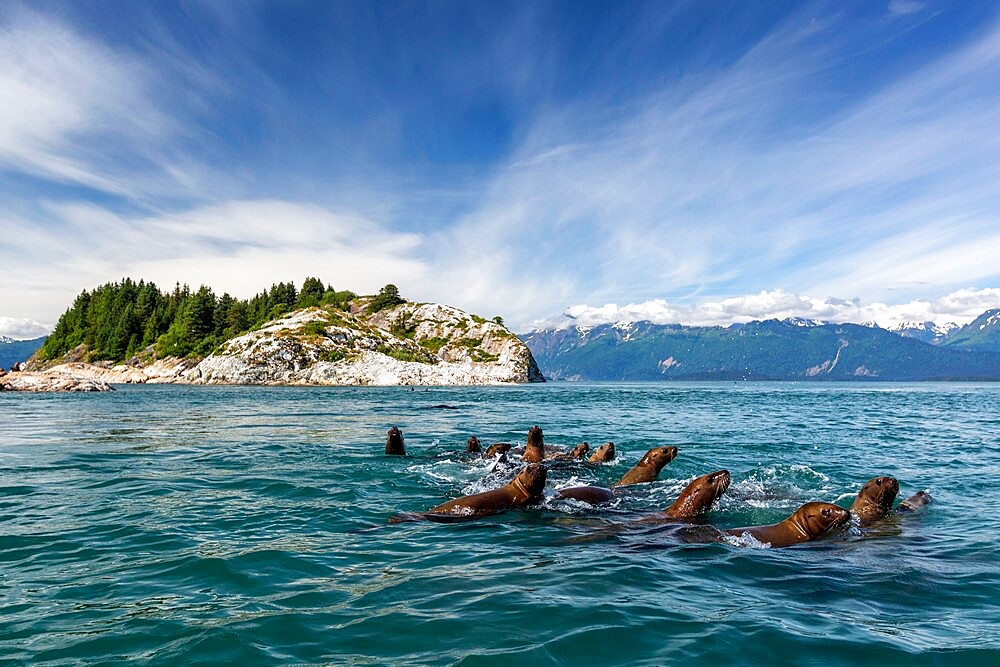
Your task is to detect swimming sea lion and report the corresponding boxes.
[849,476,900,526]
[385,426,405,456]
[664,470,731,518]
[897,490,932,513]
[554,485,615,505]
[612,446,678,487]
[588,442,615,463]
[466,436,482,454]
[522,426,545,463]
[484,442,512,459]
[546,442,591,463]
[394,463,547,523]
[725,501,851,547]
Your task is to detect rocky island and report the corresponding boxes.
[12,279,543,390]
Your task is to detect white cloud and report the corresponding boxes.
[0,317,51,340]
[0,200,429,324]
[0,11,156,194]
[888,1,925,16]
[2,7,1000,337]
[530,288,1000,331]
[432,12,1000,328]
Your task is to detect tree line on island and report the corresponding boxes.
[39,278,407,363]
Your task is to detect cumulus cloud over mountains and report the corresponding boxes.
[533,288,1000,331]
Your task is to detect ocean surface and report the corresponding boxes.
[1,382,998,665]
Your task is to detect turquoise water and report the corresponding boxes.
[1,383,998,665]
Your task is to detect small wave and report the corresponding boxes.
[724,531,772,549]
[723,463,834,510]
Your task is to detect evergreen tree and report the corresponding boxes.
[367,284,406,313]
[297,277,326,308]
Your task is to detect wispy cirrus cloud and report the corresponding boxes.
[2,4,999,337]
[434,9,1000,327]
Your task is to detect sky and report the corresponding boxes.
[2,0,1000,339]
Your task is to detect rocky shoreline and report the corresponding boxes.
[0,368,115,392]
[8,304,544,391]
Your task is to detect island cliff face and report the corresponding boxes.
[21,303,544,387]
[187,303,543,385]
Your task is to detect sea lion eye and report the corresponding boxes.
[821,508,831,517]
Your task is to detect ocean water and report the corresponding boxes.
[1,382,998,665]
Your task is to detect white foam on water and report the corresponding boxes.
[724,531,772,549]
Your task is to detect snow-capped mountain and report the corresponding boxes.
[888,321,959,345]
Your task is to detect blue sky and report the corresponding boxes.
[2,0,1000,338]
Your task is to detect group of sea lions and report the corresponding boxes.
[385,425,931,547]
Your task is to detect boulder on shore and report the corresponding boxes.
[0,371,115,392]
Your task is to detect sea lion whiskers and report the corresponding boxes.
[613,445,679,487]
[664,470,730,518]
[850,475,900,526]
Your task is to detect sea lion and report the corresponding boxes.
[385,426,405,456]
[897,490,933,513]
[612,446,678,487]
[546,442,591,463]
[466,436,482,454]
[484,442,512,459]
[391,463,547,523]
[849,476,900,526]
[522,426,545,463]
[554,485,615,505]
[588,442,615,463]
[725,501,851,547]
[664,470,731,518]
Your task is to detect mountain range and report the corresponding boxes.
[7,307,1000,382]
[0,336,47,370]
[520,308,1000,381]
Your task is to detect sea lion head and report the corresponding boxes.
[667,470,731,517]
[638,445,679,471]
[898,490,933,512]
[522,426,545,462]
[850,476,900,524]
[385,426,405,456]
[484,442,512,458]
[790,502,851,539]
[466,436,482,454]
[569,442,590,458]
[511,463,548,501]
[589,442,616,463]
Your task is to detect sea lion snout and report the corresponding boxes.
[819,504,851,529]
[588,442,616,463]
[710,470,731,492]
[385,426,406,455]
[518,463,548,495]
